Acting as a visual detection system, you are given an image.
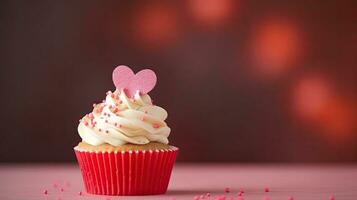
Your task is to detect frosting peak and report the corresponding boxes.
[78,90,170,146]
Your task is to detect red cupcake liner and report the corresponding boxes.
[74,147,178,196]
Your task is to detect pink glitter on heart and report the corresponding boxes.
[112,65,157,98]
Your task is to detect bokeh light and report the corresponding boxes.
[292,75,355,141]
[251,17,302,79]
[188,0,235,27]
[131,4,180,48]
[293,75,332,120]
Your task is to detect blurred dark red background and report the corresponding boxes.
[0,0,356,162]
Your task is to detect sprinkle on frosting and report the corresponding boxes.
[78,90,170,146]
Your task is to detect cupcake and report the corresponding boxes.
[74,65,178,196]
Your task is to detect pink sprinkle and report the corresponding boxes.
[53,183,58,188]
[238,191,243,196]
[206,193,211,197]
[93,103,96,107]
[200,194,205,199]
[152,123,160,129]
[119,100,123,104]
[262,196,270,200]
[288,196,294,200]
[216,195,226,200]
[224,187,230,193]
[78,191,82,196]
[84,121,89,126]
[88,113,94,119]
[194,195,200,200]
[140,116,146,121]
[329,195,335,200]
[264,187,270,192]
[237,197,244,200]
[60,188,64,192]
[43,189,48,195]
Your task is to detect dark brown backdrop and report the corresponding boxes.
[0,0,356,162]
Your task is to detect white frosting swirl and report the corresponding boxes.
[78,90,170,146]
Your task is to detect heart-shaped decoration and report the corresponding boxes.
[112,65,157,98]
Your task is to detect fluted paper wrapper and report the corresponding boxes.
[74,147,178,196]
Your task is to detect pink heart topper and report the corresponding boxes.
[112,65,157,98]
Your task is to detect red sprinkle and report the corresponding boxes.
[152,123,160,129]
[60,188,64,192]
[43,189,48,195]
[288,196,294,200]
[78,191,82,196]
[206,193,211,197]
[264,187,270,193]
[238,191,243,196]
[329,195,335,200]
[224,187,230,193]
[84,122,89,126]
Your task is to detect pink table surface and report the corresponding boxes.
[0,164,356,200]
